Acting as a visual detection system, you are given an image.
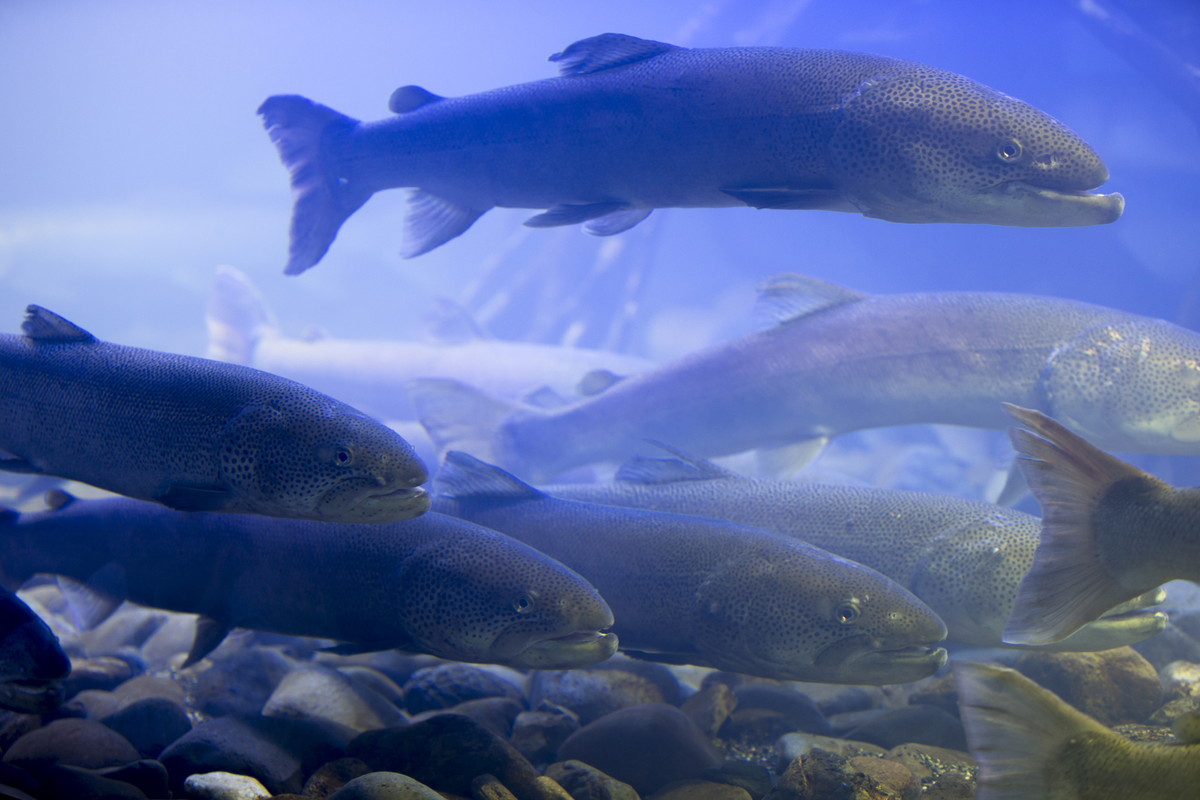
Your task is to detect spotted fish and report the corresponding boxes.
[432,451,947,685]
[0,586,69,713]
[0,496,617,670]
[259,33,1121,274]
[0,305,428,523]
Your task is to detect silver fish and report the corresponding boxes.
[546,450,1165,651]
[0,586,69,713]
[432,451,947,685]
[0,497,617,670]
[1004,403,1200,645]
[412,274,1200,482]
[0,305,429,523]
[259,33,1122,274]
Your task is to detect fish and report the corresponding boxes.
[205,265,654,421]
[546,449,1166,651]
[412,274,1200,482]
[954,661,1200,799]
[432,451,948,685]
[0,496,617,670]
[258,33,1122,274]
[0,585,70,713]
[1003,403,1200,646]
[0,304,429,523]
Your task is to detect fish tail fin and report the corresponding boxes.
[408,378,530,468]
[205,265,279,363]
[954,661,1117,799]
[258,95,373,275]
[1002,404,1155,645]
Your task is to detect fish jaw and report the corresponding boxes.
[0,678,65,714]
[501,629,619,669]
[819,641,949,685]
[1039,610,1167,652]
[855,180,1124,227]
[320,482,432,523]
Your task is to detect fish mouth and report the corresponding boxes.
[813,637,949,685]
[501,629,619,670]
[985,180,1125,226]
[336,484,431,522]
[0,679,65,714]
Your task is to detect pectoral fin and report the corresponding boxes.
[722,187,855,211]
[182,615,233,667]
[155,484,234,512]
[524,202,628,228]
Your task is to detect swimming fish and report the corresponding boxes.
[955,661,1200,799]
[0,305,429,523]
[0,496,617,670]
[546,450,1166,651]
[412,274,1200,482]
[432,451,947,685]
[258,33,1122,274]
[0,586,70,713]
[206,265,654,421]
[1003,403,1200,646]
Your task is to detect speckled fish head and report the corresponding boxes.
[0,591,69,713]
[1042,319,1200,454]
[218,395,430,522]
[394,532,617,669]
[828,68,1123,226]
[689,544,947,685]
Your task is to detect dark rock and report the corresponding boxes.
[1133,619,1200,671]
[3,717,140,769]
[0,713,43,753]
[348,713,541,798]
[650,780,751,799]
[701,760,773,798]
[23,763,148,799]
[543,760,638,800]
[679,683,736,737]
[188,647,295,718]
[906,673,960,718]
[411,696,522,739]
[809,686,878,718]
[921,773,975,799]
[884,743,974,784]
[302,757,372,798]
[159,714,350,795]
[844,755,919,799]
[511,706,580,764]
[0,761,40,797]
[96,759,171,799]
[722,684,830,742]
[1015,647,1162,726]
[1150,661,1200,725]
[328,771,444,799]
[528,667,673,726]
[338,667,406,706]
[62,656,138,696]
[401,664,522,714]
[843,705,967,752]
[556,703,722,795]
[102,696,192,758]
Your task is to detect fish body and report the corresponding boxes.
[259,33,1121,273]
[0,585,69,713]
[547,452,1165,651]
[955,661,1200,799]
[413,275,1200,481]
[1003,404,1200,645]
[0,305,429,522]
[432,451,947,685]
[0,498,617,670]
[206,266,654,421]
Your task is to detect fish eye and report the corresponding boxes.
[834,601,861,625]
[513,593,535,614]
[995,139,1023,163]
[333,447,353,466]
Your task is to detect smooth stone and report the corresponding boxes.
[842,705,967,752]
[339,667,406,706]
[471,774,521,800]
[556,703,722,795]
[62,656,138,696]
[81,606,167,656]
[1151,661,1200,725]
[138,613,200,672]
[806,685,880,718]
[1134,619,1200,670]
[731,684,830,734]
[905,673,960,718]
[301,757,372,798]
[700,761,772,799]
[884,743,975,783]
[19,763,147,799]
[410,697,521,739]
[264,665,406,732]
[920,772,976,799]
[0,762,40,798]
[183,771,273,800]
[527,667,673,726]
[775,732,886,770]
[328,771,444,800]
[1015,647,1162,726]
[189,648,295,718]
[679,683,736,738]
[401,664,522,714]
[649,780,751,800]
[102,696,193,758]
[96,759,171,799]
[348,714,542,799]
[3,717,140,769]
[159,715,350,795]
[845,756,920,800]
[543,760,638,800]
[0,714,41,754]
[314,653,442,687]
[510,706,580,764]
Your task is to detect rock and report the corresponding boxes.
[183,771,273,800]
[679,683,736,737]
[528,668,673,726]
[348,713,542,799]
[720,684,830,743]
[1015,647,1162,726]
[139,613,201,672]
[1150,660,1200,725]
[556,703,722,795]
[301,757,372,798]
[80,606,168,657]
[327,771,444,799]
[188,648,295,718]
[842,705,967,752]
[20,763,148,799]
[102,696,193,758]
[844,756,919,800]
[401,664,522,714]
[411,697,522,739]
[906,673,960,718]
[884,743,974,783]
[3,717,140,769]
[920,773,975,799]
[649,779,751,799]
[510,706,580,764]
[1134,619,1200,670]
[807,685,879,718]
[160,715,350,795]
[543,760,638,800]
[62,656,138,696]
[471,774,523,800]
[338,667,406,707]
[775,732,886,770]
[701,761,772,799]
[264,665,406,732]
[96,759,171,799]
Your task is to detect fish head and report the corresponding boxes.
[690,544,947,684]
[0,591,70,713]
[219,396,430,522]
[1043,320,1200,453]
[829,69,1122,227]
[395,530,617,669]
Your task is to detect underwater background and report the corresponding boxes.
[2,0,1200,797]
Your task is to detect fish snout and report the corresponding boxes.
[1025,146,1110,192]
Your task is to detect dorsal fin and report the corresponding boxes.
[21,305,96,343]
[549,34,678,76]
[436,451,545,500]
[388,85,443,114]
[615,442,737,484]
[754,274,867,325]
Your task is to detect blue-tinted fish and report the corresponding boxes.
[0,305,429,523]
[0,586,69,713]
[259,33,1122,274]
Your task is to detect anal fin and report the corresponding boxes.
[402,190,489,258]
[524,202,627,228]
